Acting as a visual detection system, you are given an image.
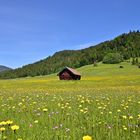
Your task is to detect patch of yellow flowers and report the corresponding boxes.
[0,120,19,134]
[0,120,13,126]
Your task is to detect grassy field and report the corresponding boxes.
[0,62,140,140]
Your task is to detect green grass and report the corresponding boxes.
[0,62,140,140]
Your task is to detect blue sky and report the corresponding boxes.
[0,0,140,68]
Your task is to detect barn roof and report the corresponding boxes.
[57,67,81,76]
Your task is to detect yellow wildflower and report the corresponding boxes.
[6,120,13,125]
[81,100,85,103]
[122,115,127,119]
[0,121,7,126]
[132,130,136,134]
[123,127,127,131]
[33,102,37,104]
[125,106,129,108]
[129,116,133,119]
[98,107,102,109]
[18,102,22,106]
[3,136,7,140]
[100,112,103,115]
[43,108,48,112]
[61,106,64,109]
[34,120,38,123]
[11,125,19,131]
[117,109,121,112]
[12,106,15,109]
[0,127,5,132]
[83,135,92,140]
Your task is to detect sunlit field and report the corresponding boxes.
[0,62,140,140]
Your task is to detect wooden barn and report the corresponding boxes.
[57,67,81,80]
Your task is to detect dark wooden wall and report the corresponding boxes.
[59,70,81,80]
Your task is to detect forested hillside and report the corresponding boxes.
[0,30,140,79]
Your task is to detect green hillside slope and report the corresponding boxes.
[0,31,140,79]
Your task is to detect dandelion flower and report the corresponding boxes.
[11,125,19,131]
[100,112,103,115]
[43,108,48,112]
[0,127,5,132]
[123,125,127,131]
[81,100,85,103]
[117,109,121,112]
[61,106,64,109]
[6,120,13,125]
[0,121,7,126]
[132,130,136,134]
[98,107,102,109]
[123,127,127,131]
[34,120,38,123]
[129,116,133,119]
[122,115,127,119]
[83,135,92,140]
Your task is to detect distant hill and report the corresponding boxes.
[0,65,12,72]
[0,30,140,79]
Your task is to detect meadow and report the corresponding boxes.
[0,62,140,140]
